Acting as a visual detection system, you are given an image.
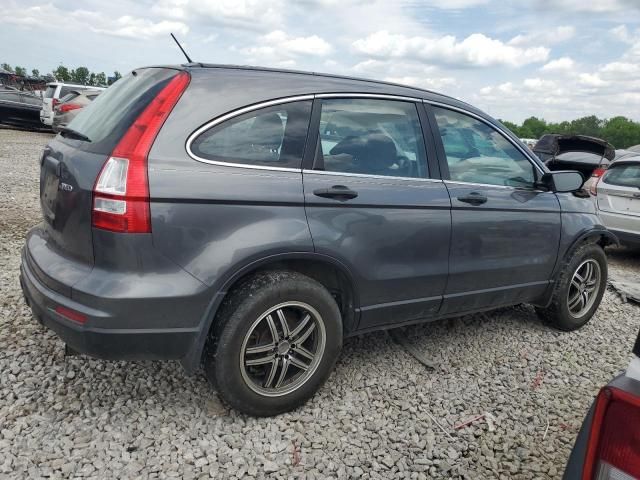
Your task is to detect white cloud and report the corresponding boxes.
[534,0,640,13]
[541,57,575,72]
[352,30,549,68]
[152,0,283,30]
[601,61,640,74]
[384,76,458,91]
[508,26,575,47]
[523,78,557,91]
[1,3,188,39]
[578,73,608,87]
[241,30,331,64]
[420,0,490,9]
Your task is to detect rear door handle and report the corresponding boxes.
[457,192,487,205]
[313,185,358,201]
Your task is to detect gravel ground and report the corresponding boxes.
[1,128,639,479]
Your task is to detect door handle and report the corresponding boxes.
[313,185,358,201]
[457,192,487,205]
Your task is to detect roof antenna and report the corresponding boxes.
[170,33,193,63]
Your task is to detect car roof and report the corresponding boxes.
[146,63,482,114]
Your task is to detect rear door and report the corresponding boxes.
[303,96,451,330]
[428,103,561,314]
[39,68,181,265]
[597,162,640,234]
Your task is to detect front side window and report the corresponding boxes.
[315,98,428,178]
[190,101,312,169]
[433,106,536,188]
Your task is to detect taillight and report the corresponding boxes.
[52,98,60,108]
[92,71,190,233]
[583,386,640,480]
[592,168,606,178]
[57,103,82,113]
[55,306,87,324]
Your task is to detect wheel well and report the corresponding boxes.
[222,259,357,332]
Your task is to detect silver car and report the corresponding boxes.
[51,89,102,132]
[595,158,640,246]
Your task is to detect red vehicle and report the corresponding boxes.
[564,329,640,479]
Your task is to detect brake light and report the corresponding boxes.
[57,103,82,113]
[52,98,60,108]
[592,168,607,178]
[583,386,640,480]
[92,71,190,233]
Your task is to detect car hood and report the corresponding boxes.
[533,134,615,161]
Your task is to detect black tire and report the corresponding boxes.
[536,242,607,331]
[204,270,343,416]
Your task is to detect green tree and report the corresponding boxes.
[568,115,603,137]
[601,116,640,149]
[14,66,26,77]
[108,70,123,85]
[72,66,90,84]
[1,63,13,72]
[95,72,107,86]
[88,72,96,86]
[522,116,548,139]
[31,68,40,77]
[53,65,71,82]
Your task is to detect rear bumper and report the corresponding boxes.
[20,228,212,362]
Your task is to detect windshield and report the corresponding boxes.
[66,68,179,154]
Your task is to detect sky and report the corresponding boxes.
[2,0,640,123]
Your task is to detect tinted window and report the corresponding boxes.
[67,68,178,155]
[59,92,80,103]
[191,101,312,169]
[603,163,640,188]
[44,86,56,99]
[315,99,427,178]
[433,107,535,188]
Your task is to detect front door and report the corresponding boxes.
[303,97,451,330]
[429,104,561,314]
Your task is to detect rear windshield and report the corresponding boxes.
[66,68,179,154]
[603,163,640,188]
[44,86,56,98]
[59,92,79,103]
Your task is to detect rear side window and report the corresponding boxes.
[190,101,312,169]
[44,86,56,98]
[59,86,77,98]
[433,106,536,188]
[66,68,179,154]
[315,98,427,178]
[603,163,640,188]
[59,92,79,103]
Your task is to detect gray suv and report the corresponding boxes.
[20,65,617,416]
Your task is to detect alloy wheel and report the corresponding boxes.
[240,301,326,397]
[567,259,601,318]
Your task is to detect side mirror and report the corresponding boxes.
[538,171,585,193]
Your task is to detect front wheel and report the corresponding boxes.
[536,242,607,331]
[205,271,343,416]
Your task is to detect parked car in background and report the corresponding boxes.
[52,89,102,132]
[21,64,616,416]
[40,82,104,126]
[627,144,640,153]
[533,134,616,194]
[564,329,640,479]
[592,157,640,247]
[0,86,43,129]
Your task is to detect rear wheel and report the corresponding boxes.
[205,271,342,416]
[536,242,607,331]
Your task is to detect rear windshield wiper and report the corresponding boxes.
[58,126,91,143]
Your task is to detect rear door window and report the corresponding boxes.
[603,163,640,188]
[433,106,536,188]
[190,101,312,169]
[314,98,428,178]
[44,86,56,98]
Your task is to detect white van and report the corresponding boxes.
[40,83,105,126]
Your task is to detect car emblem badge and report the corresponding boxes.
[59,182,73,192]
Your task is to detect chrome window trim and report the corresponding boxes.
[315,92,423,102]
[303,169,444,183]
[445,180,551,192]
[425,100,545,176]
[186,94,314,171]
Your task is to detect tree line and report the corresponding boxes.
[501,115,640,150]
[1,63,122,87]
